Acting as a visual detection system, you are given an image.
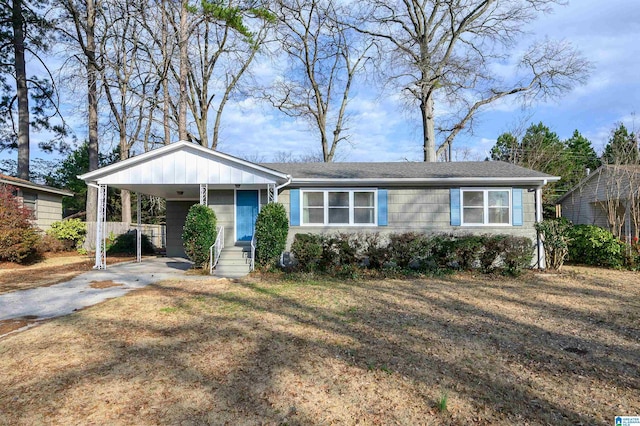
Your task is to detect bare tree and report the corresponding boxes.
[99,0,161,222]
[355,0,591,162]
[185,6,273,149]
[267,0,373,162]
[58,0,101,220]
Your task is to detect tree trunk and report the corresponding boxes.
[13,0,30,180]
[120,133,131,223]
[85,0,99,221]
[421,94,436,162]
[177,0,188,141]
[162,0,171,145]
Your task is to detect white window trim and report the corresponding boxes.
[460,188,512,226]
[300,188,378,227]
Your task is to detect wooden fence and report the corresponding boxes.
[84,222,166,250]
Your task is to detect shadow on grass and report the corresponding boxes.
[1,271,637,425]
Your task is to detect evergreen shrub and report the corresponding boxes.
[567,224,624,268]
[254,202,289,268]
[47,218,87,250]
[182,204,217,268]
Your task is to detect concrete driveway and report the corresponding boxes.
[0,257,212,323]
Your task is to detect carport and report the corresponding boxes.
[79,141,291,269]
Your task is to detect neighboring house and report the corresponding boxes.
[0,174,73,231]
[80,141,558,270]
[557,165,640,240]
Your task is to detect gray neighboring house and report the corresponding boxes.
[0,174,73,231]
[557,165,640,239]
[79,141,558,270]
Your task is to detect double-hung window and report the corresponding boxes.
[302,189,376,225]
[461,188,511,225]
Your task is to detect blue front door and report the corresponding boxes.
[236,190,259,241]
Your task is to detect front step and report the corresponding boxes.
[213,245,253,278]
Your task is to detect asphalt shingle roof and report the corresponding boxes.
[260,161,555,180]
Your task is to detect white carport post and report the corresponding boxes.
[268,183,276,203]
[94,184,107,269]
[136,193,142,263]
[200,184,208,205]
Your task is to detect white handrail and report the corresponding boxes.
[209,226,224,275]
[250,232,256,272]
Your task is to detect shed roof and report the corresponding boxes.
[0,174,73,197]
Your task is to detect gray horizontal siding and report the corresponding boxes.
[35,193,64,230]
[166,201,196,258]
[279,187,537,248]
[208,189,234,247]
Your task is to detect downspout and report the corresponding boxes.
[535,179,547,269]
[274,175,292,203]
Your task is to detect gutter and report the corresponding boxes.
[290,176,560,186]
[276,175,292,192]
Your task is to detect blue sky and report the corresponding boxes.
[4,0,640,167]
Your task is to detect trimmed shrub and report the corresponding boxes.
[361,233,390,269]
[47,218,87,250]
[291,233,322,272]
[535,218,571,270]
[567,225,624,268]
[39,234,69,253]
[479,235,507,273]
[285,231,533,276]
[0,184,40,263]
[501,236,534,276]
[320,233,362,270]
[182,204,218,268]
[107,231,155,255]
[388,232,431,269]
[254,202,289,268]
[449,235,485,270]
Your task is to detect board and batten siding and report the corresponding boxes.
[97,147,280,186]
[279,187,537,248]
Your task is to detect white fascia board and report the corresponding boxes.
[78,140,290,182]
[290,176,560,186]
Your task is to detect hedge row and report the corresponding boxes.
[290,232,534,277]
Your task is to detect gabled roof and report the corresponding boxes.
[261,160,558,185]
[556,164,640,203]
[0,174,73,197]
[79,140,290,184]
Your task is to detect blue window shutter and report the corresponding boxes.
[450,188,461,226]
[512,188,523,226]
[290,189,300,226]
[378,189,388,226]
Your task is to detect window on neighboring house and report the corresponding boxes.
[21,193,37,218]
[461,189,510,225]
[302,190,377,225]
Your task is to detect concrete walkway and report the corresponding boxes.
[0,257,212,322]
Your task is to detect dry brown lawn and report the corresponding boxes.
[0,267,638,425]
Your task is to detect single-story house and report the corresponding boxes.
[79,140,558,271]
[0,174,73,231]
[557,165,640,240]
